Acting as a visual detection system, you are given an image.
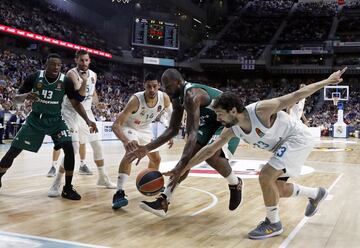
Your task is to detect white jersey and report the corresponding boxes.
[124,91,165,130]
[62,68,97,112]
[231,102,304,152]
[289,98,305,121]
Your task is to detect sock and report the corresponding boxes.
[226,171,239,185]
[97,166,105,176]
[266,205,280,223]
[52,161,58,168]
[80,160,85,166]
[117,173,128,191]
[163,181,179,202]
[292,184,319,199]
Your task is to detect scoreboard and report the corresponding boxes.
[132,17,179,50]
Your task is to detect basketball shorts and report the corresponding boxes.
[61,108,80,142]
[12,112,72,152]
[268,129,314,177]
[78,110,100,144]
[123,126,159,153]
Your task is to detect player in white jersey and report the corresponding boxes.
[165,68,346,239]
[111,73,173,209]
[286,84,309,125]
[48,50,115,197]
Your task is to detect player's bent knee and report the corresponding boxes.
[61,141,75,157]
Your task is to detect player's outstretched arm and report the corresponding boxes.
[183,128,235,173]
[14,73,39,103]
[257,67,347,116]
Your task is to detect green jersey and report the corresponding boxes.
[18,70,79,117]
[181,82,222,127]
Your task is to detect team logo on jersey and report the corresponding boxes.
[134,119,141,125]
[255,128,265,138]
[157,105,162,112]
[36,83,43,89]
[56,82,62,91]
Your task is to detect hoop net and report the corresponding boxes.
[331,92,341,106]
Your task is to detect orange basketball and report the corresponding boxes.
[136,168,164,196]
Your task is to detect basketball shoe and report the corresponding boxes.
[97,174,116,189]
[48,180,61,197]
[112,190,128,209]
[248,218,283,240]
[61,185,81,200]
[305,187,328,217]
[47,166,56,177]
[139,193,169,217]
[79,164,93,175]
[228,177,243,210]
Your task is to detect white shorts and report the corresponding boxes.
[151,121,167,139]
[62,109,80,142]
[123,127,159,153]
[268,129,314,177]
[78,110,100,144]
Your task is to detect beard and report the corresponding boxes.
[223,117,238,128]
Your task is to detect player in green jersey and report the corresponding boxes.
[129,68,243,217]
[0,53,97,200]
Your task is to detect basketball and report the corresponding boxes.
[136,168,164,196]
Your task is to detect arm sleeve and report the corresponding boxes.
[64,76,85,102]
[18,73,37,94]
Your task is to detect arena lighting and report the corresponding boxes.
[0,24,112,59]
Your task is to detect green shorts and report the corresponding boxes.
[12,112,72,152]
[197,125,240,159]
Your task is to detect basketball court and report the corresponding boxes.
[0,137,359,248]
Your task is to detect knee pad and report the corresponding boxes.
[90,140,103,161]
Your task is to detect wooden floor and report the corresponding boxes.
[0,137,359,248]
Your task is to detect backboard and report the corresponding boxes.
[324,85,349,101]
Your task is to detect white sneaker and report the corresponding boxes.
[46,166,56,177]
[79,164,93,175]
[97,174,116,189]
[48,181,61,197]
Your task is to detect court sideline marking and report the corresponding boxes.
[279,173,343,248]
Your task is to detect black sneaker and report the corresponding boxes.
[139,193,169,217]
[112,190,128,209]
[228,177,243,210]
[61,185,81,200]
